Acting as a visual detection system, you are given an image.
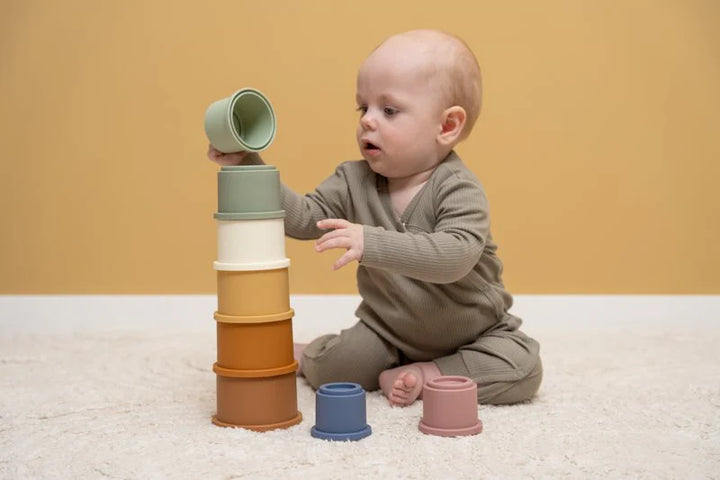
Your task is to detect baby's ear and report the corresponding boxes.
[437,106,467,147]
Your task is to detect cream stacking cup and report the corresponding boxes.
[215,219,286,268]
[207,90,301,432]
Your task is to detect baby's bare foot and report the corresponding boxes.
[389,367,423,406]
[378,362,441,407]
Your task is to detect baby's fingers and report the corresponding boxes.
[315,236,350,253]
[316,228,345,246]
[317,218,351,230]
[333,249,361,270]
[207,145,249,166]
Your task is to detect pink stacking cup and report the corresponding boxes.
[418,376,483,437]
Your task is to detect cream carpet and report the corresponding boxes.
[1,295,719,479]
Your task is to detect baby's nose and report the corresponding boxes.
[360,112,376,130]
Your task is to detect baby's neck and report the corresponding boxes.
[387,168,435,219]
[387,167,434,192]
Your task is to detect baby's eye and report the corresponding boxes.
[383,107,398,117]
[356,105,368,115]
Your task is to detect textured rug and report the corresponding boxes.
[1,295,718,479]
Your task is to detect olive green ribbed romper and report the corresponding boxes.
[282,152,542,404]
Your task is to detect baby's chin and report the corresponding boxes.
[366,164,410,181]
[362,155,388,175]
[360,152,426,179]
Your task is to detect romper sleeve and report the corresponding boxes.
[360,173,489,284]
[281,164,352,240]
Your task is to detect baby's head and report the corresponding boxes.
[374,30,482,137]
[356,30,482,179]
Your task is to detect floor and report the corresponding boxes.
[1,295,718,479]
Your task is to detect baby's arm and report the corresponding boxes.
[361,177,489,283]
[309,174,489,281]
[208,146,352,241]
[279,163,357,241]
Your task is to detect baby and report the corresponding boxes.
[209,29,542,406]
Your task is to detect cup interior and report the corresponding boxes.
[425,376,475,391]
[318,383,363,397]
[231,91,275,150]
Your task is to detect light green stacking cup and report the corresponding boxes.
[205,88,276,153]
[215,165,284,220]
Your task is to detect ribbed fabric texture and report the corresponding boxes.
[282,152,515,361]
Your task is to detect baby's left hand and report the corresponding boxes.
[315,219,364,270]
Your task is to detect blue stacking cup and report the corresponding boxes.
[311,383,372,441]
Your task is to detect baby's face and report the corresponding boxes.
[355,42,448,180]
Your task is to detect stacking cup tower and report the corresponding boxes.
[206,89,302,431]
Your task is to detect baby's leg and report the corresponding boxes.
[378,362,441,407]
[293,343,307,362]
[301,320,399,392]
[434,318,542,405]
[293,343,307,376]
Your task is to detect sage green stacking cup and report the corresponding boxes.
[215,165,284,220]
[205,88,276,153]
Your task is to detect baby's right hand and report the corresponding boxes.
[207,145,249,166]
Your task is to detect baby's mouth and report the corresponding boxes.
[364,141,381,152]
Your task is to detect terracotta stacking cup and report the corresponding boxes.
[216,266,290,317]
[418,376,483,437]
[215,309,294,370]
[213,362,302,431]
[311,383,372,441]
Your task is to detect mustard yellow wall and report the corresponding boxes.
[1,1,718,294]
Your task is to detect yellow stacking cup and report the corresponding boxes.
[216,266,290,317]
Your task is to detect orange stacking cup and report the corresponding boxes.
[215,310,295,370]
[213,362,302,431]
[216,268,290,316]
